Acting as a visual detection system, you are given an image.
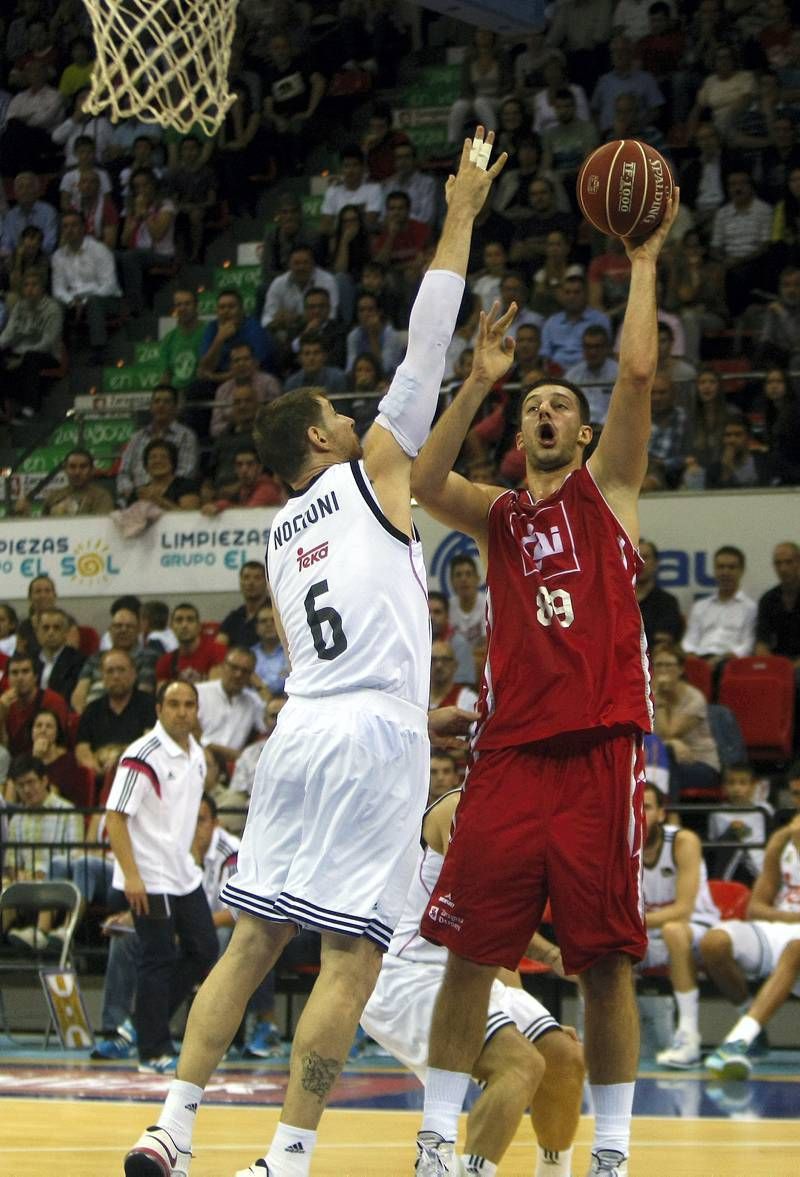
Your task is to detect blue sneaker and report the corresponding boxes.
[243,1020,283,1059]
[750,1028,769,1057]
[705,1039,754,1081]
[91,1018,137,1060]
[137,1054,178,1074]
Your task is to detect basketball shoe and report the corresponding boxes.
[704,1039,754,1081]
[124,1126,192,1176]
[655,1027,702,1069]
[233,1162,273,1176]
[415,1132,464,1174]
[586,1150,629,1174]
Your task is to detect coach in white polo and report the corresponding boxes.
[105,680,218,1073]
[195,646,266,762]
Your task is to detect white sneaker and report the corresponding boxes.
[233,1162,271,1176]
[415,1132,460,1174]
[656,1027,702,1069]
[587,1150,629,1175]
[8,925,48,952]
[124,1126,192,1176]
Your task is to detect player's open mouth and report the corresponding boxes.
[537,423,556,446]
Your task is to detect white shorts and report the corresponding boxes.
[639,921,712,970]
[220,691,429,950]
[710,919,800,997]
[360,952,560,1081]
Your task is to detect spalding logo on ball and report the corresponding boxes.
[577,140,674,239]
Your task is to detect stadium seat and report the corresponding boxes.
[708,879,750,921]
[683,653,712,700]
[77,625,100,656]
[718,655,796,761]
[65,711,81,748]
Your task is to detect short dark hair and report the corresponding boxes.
[300,331,328,352]
[428,591,449,612]
[111,594,141,617]
[523,377,592,426]
[304,286,331,305]
[583,325,609,343]
[385,189,411,209]
[171,602,199,620]
[254,387,326,483]
[554,87,575,102]
[216,287,243,306]
[225,645,256,666]
[450,553,478,576]
[8,652,35,672]
[10,753,47,780]
[724,761,755,779]
[0,603,18,629]
[65,447,94,465]
[74,134,95,150]
[639,537,659,559]
[241,560,265,576]
[234,444,261,463]
[430,750,457,769]
[142,600,169,630]
[28,574,54,598]
[157,679,199,704]
[143,438,178,470]
[714,544,746,568]
[33,706,67,745]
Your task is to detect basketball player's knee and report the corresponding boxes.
[443,951,496,998]
[778,939,800,971]
[481,1033,544,1096]
[581,951,634,998]
[539,1030,585,1094]
[661,920,691,949]
[699,928,732,966]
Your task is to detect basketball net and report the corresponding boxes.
[80,0,237,136]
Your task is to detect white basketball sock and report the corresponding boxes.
[421,1066,471,1140]
[159,1079,204,1152]
[264,1123,317,1176]
[536,1145,574,1175]
[725,1013,761,1046]
[675,988,699,1035]
[590,1081,634,1157]
[461,1155,497,1175]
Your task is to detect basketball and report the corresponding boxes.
[576,140,674,239]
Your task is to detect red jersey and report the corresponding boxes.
[476,464,652,750]
[156,636,227,684]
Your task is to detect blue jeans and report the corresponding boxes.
[49,854,113,903]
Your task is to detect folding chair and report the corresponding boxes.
[0,880,83,1045]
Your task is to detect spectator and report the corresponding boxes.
[29,707,84,805]
[755,540,800,665]
[155,603,227,686]
[4,224,50,313]
[709,762,774,885]
[34,607,85,705]
[51,88,112,167]
[648,373,691,487]
[226,693,288,807]
[0,269,63,418]
[591,35,663,134]
[105,680,218,1072]
[74,648,156,777]
[166,135,217,263]
[540,274,611,371]
[448,553,486,651]
[261,245,338,340]
[532,228,584,315]
[284,334,346,394]
[250,601,288,697]
[683,545,757,668]
[58,134,112,212]
[72,169,119,250]
[636,2,684,84]
[58,35,94,100]
[710,169,773,316]
[429,639,479,712]
[761,114,800,208]
[72,610,159,714]
[493,96,528,167]
[16,448,113,517]
[532,51,592,134]
[507,178,577,277]
[193,792,240,945]
[428,591,474,687]
[159,289,205,392]
[469,240,508,314]
[290,287,347,368]
[754,365,800,485]
[564,326,619,426]
[0,651,69,757]
[1,61,64,174]
[679,122,730,232]
[141,602,177,655]
[705,418,767,489]
[209,343,282,439]
[0,172,58,257]
[664,230,727,365]
[656,322,695,387]
[199,287,277,387]
[0,603,19,658]
[215,78,265,217]
[428,750,461,804]
[496,272,544,343]
[118,167,176,315]
[688,43,755,137]
[319,144,382,241]
[361,100,409,182]
[587,235,631,322]
[10,19,59,88]
[652,646,721,800]
[96,595,144,655]
[636,538,684,651]
[118,134,165,203]
[613,0,664,41]
[758,266,800,369]
[220,561,269,649]
[259,193,320,290]
[345,293,405,375]
[15,576,79,661]
[204,385,260,495]
[51,208,122,365]
[371,190,431,270]
[344,351,387,437]
[492,132,554,226]
[196,646,266,761]
[540,87,598,190]
[201,445,284,514]
[115,385,199,504]
[381,141,437,227]
[261,30,326,175]
[329,206,373,321]
[446,27,508,143]
[514,29,552,103]
[125,438,200,511]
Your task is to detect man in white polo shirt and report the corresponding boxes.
[682,545,757,677]
[105,680,218,1073]
[195,646,266,762]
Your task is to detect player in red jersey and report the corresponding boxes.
[410,191,680,1177]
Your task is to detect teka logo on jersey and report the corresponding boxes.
[518,503,581,581]
[296,540,329,572]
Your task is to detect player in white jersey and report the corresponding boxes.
[639,784,719,1070]
[701,769,800,1080]
[124,130,511,1177]
[361,789,584,1177]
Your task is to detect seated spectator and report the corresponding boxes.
[493,132,555,225]
[0,269,63,419]
[361,100,410,182]
[0,652,68,758]
[227,693,287,803]
[220,561,270,648]
[636,539,684,651]
[755,540,800,663]
[429,639,479,712]
[587,236,631,322]
[591,35,663,135]
[428,750,461,804]
[72,608,159,713]
[196,646,266,761]
[381,141,436,227]
[16,448,113,517]
[372,190,431,270]
[606,90,665,155]
[262,246,341,343]
[0,603,19,658]
[648,373,691,488]
[656,322,696,388]
[507,178,577,276]
[679,122,730,234]
[758,266,800,370]
[118,134,165,203]
[141,601,178,655]
[636,1,685,86]
[284,334,346,394]
[751,365,800,486]
[532,228,583,315]
[492,96,528,167]
[72,169,119,250]
[709,762,774,886]
[564,326,619,426]
[52,92,113,169]
[664,230,727,366]
[710,170,773,318]
[216,80,267,217]
[159,289,205,393]
[345,351,387,436]
[166,135,217,263]
[97,595,143,654]
[0,172,58,259]
[497,272,544,342]
[319,144,382,242]
[540,87,598,194]
[533,52,591,134]
[250,601,288,696]
[58,35,95,100]
[428,592,474,687]
[683,545,757,669]
[35,607,85,705]
[652,646,721,800]
[155,603,226,686]
[259,193,320,291]
[705,418,768,489]
[261,29,326,175]
[290,287,347,368]
[681,367,736,487]
[198,288,277,388]
[29,707,84,805]
[125,438,200,511]
[117,167,177,315]
[1,61,64,175]
[329,206,373,324]
[58,134,112,212]
[15,575,79,661]
[4,224,50,313]
[51,209,122,365]
[762,115,800,209]
[201,444,284,514]
[446,27,508,143]
[115,384,199,505]
[540,274,611,372]
[469,240,507,314]
[688,43,755,139]
[204,385,260,495]
[210,343,282,439]
[74,648,157,773]
[345,293,404,375]
[447,553,486,651]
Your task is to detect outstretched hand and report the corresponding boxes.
[428,705,478,749]
[622,186,681,264]
[445,127,508,215]
[470,300,517,388]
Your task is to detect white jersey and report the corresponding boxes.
[776,837,800,913]
[386,791,457,965]
[267,459,430,708]
[644,824,719,932]
[449,592,487,649]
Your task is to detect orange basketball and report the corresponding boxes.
[576,140,674,239]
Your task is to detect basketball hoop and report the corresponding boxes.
[81,0,237,137]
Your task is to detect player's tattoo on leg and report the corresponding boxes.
[300,1051,342,1100]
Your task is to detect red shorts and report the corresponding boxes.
[420,727,647,974]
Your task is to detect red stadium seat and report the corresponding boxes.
[708,879,750,921]
[72,765,97,811]
[718,655,796,761]
[683,653,712,701]
[77,625,100,656]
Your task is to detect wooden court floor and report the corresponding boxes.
[2,1100,799,1176]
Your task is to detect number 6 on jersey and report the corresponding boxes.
[304,580,348,660]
